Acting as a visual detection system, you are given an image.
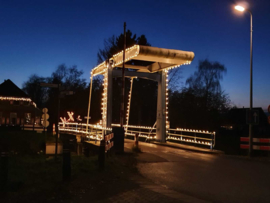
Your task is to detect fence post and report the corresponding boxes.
[99,140,105,169]
[210,133,213,150]
[95,129,97,144]
[135,133,139,148]
[0,149,8,192]
[62,139,71,181]
[195,133,197,146]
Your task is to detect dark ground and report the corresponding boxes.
[1,152,138,203]
[2,135,270,203]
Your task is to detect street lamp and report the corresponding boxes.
[234,5,253,157]
[235,5,245,12]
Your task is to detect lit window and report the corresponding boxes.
[25,113,31,124]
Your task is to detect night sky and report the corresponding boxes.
[0,0,269,110]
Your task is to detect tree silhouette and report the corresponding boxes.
[169,59,231,130]
[97,30,150,64]
[186,59,229,111]
[22,74,49,108]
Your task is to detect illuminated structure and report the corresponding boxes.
[0,79,40,126]
[87,45,195,142]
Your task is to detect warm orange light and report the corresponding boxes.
[235,5,245,12]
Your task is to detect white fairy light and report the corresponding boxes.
[0,96,36,107]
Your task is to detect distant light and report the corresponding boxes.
[235,5,245,12]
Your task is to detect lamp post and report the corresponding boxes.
[234,5,253,157]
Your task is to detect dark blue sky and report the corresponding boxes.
[0,0,269,110]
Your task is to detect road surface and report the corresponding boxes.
[125,139,270,203]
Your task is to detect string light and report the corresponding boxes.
[174,127,215,135]
[112,45,139,67]
[163,61,192,72]
[112,124,156,130]
[91,45,139,77]
[60,122,213,147]
[60,117,67,127]
[101,69,108,128]
[125,77,136,132]
[76,115,82,121]
[91,46,192,77]
[87,46,195,142]
[164,70,170,132]
[167,135,211,146]
[67,111,74,121]
[59,122,112,131]
[0,96,37,107]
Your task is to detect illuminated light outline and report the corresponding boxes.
[0,96,37,107]
[67,111,74,122]
[76,115,82,121]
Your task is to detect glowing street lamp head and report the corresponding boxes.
[235,5,245,12]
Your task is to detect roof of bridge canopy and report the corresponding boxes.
[91,45,195,76]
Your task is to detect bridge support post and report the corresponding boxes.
[107,61,113,129]
[156,71,166,142]
[102,60,113,136]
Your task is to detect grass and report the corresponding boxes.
[4,154,99,202]
[2,151,138,203]
[0,131,56,155]
[0,130,64,156]
[1,131,140,202]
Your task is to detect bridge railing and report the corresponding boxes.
[111,124,157,140]
[59,122,112,141]
[167,128,215,149]
[60,122,215,149]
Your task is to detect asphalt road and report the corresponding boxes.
[125,140,270,203]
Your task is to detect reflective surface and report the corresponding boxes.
[125,140,270,203]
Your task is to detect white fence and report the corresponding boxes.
[59,122,111,141]
[167,128,215,149]
[59,122,215,149]
[112,123,157,140]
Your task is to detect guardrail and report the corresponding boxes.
[59,122,112,141]
[167,128,215,149]
[21,124,44,132]
[112,124,156,140]
[240,137,270,151]
[60,122,215,149]
[120,124,156,140]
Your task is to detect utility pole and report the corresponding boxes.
[55,84,60,160]
[40,82,61,160]
[234,5,253,157]
[120,22,126,127]
[248,11,253,157]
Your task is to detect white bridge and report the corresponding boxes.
[59,45,215,149]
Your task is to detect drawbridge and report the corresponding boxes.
[59,45,215,149]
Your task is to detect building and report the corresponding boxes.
[0,79,41,126]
